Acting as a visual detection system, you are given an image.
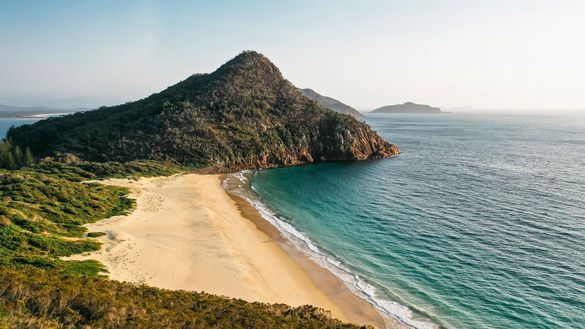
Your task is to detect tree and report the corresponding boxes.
[7,152,16,169]
[0,140,13,169]
[0,140,35,169]
[24,147,34,167]
[13,145,23,167]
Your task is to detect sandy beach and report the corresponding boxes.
[68,174,399,328]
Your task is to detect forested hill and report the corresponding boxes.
[8,51,398,172]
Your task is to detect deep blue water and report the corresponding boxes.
[238,113,585,329]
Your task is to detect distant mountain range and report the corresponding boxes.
[371,102,442,114]
[9,51,398,171]
[299,88,362,117]
[0,104,78,118]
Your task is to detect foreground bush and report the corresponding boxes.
[0,267,360,329]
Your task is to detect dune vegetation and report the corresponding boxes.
[0,168,133,275]
[0,267,358,329]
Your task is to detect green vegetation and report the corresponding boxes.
[0,267,360,329]
[0,169,134,275]
[0,156,181,275]
[32,158,181,181]
[8,51,397,172]
[0,139,34,169]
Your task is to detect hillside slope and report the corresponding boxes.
[8,51,398,171]
[300,88,362,117]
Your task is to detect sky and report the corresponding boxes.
[1,0,585,112]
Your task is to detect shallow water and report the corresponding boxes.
[242,113,585,329]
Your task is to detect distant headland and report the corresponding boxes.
[0,104,78,118]
[299,88,362,118]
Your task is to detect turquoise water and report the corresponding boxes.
[237,113,585,329]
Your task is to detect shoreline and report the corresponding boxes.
[223,173,412,329]
[66,173,401,328]
[225,186,397,329]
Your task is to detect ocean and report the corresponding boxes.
[228,113,585,329]
[0,118,39,139]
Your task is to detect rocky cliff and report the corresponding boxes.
[8,51,399,171]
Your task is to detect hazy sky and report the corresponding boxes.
[1,0,585,111]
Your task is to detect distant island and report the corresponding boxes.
[0,104,77,118]
[371,102,442,114]
[300,88,362,118]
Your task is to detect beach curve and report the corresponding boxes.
[66,173,398,328]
